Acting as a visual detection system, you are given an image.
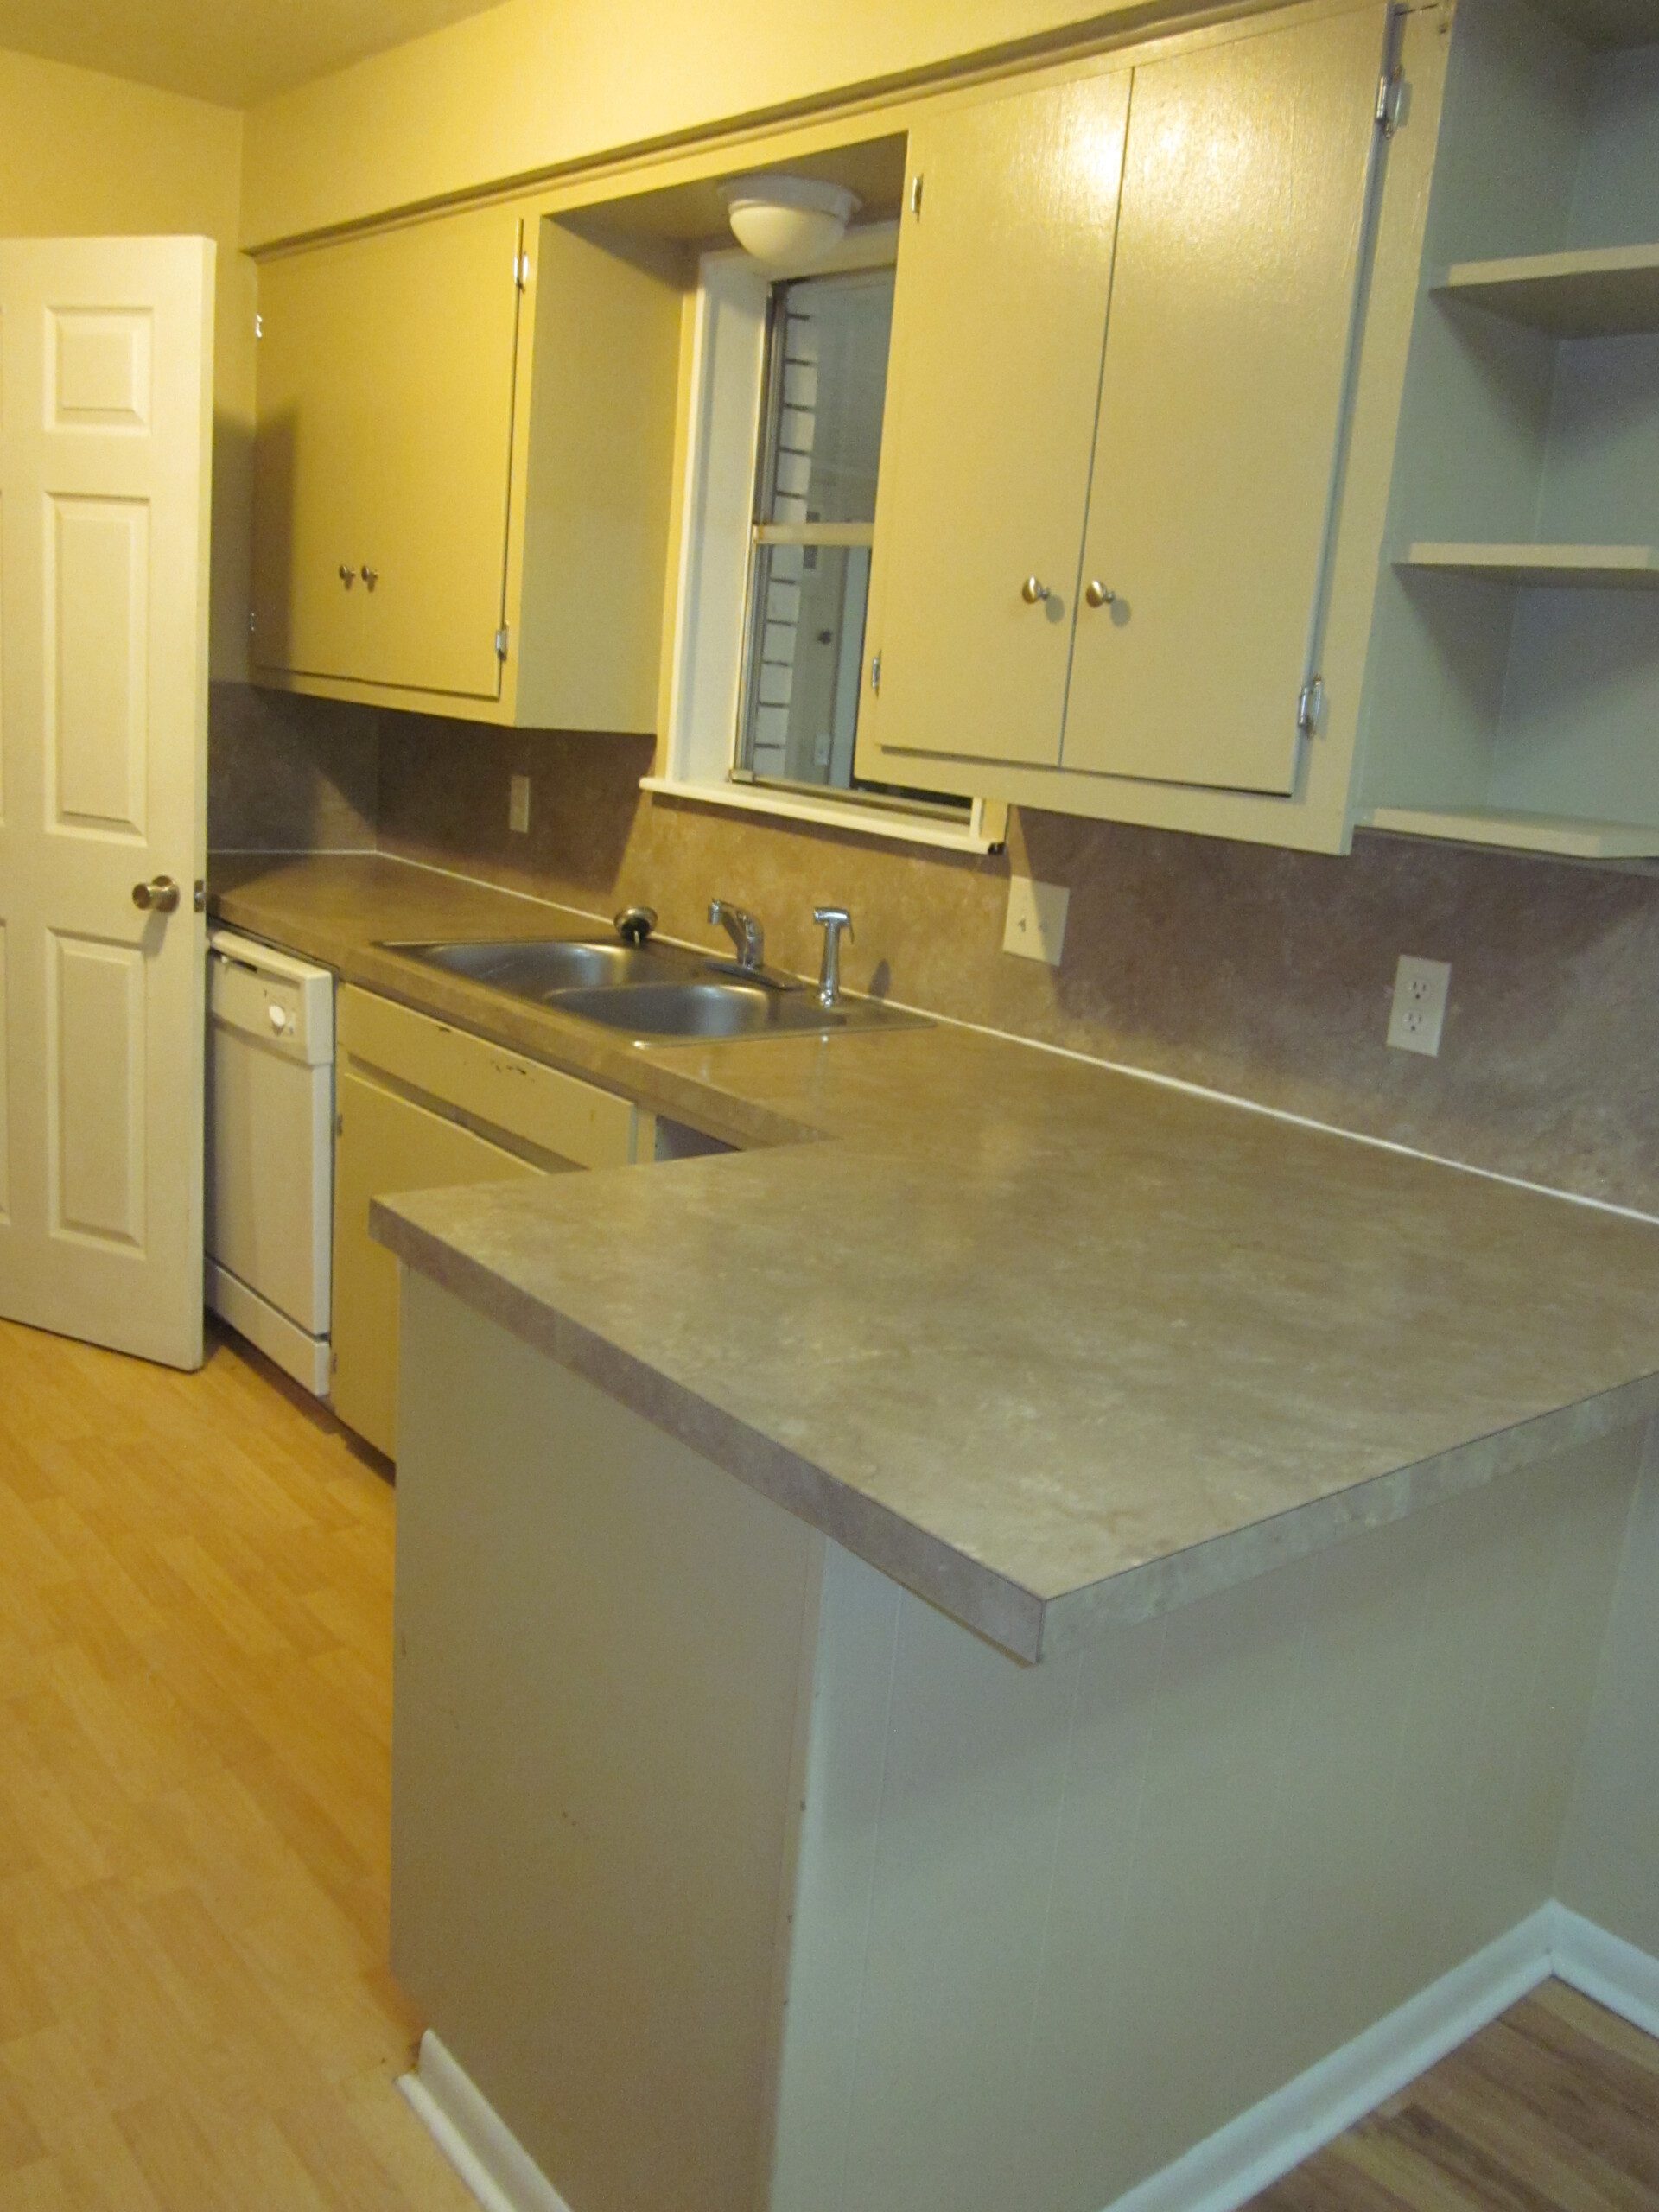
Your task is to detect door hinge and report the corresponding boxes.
[514,248,531,290]
[1297,675,1326,738]
[496,625,511,661]
[253,311,264,340]
[869,650,882,694]
[248,608,257,633]
[908,173,924,219]
[194,879,207,913]
[335,1111,344,1138]
[1376,67,1405,135]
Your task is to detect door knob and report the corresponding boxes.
[1020,576,1051,605]
[132,876,181,914]
[1084,580,1116,607]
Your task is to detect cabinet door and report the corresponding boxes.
[252,202,524,700]
[864,72,1131,769]
[332,1070,552,1459]
[1063,6,1391,794]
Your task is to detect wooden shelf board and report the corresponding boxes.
[1398,543,1659,589]
[1437,242,1659,337]
[1365,807,1659,860]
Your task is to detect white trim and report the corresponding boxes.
[1097,1909,1558,2212]
[1548,1903,1659,2040]
[640,775,1004,853]
[205,1262,331,1397]
[397,1913,1659,2212]
[399,2031,576,2212]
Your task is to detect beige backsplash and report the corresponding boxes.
[211,686,1659,1216]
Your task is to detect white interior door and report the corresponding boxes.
[0,237,215,1370]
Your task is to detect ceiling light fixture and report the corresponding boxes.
[721,174,861,272]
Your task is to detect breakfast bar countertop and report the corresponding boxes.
[212,852,1659,1663]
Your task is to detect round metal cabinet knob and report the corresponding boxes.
[131,875,181,914]
[338,563,355,587]
[360,565,379,590]
[1084,579,1116,608]
[1020,576,1051,605]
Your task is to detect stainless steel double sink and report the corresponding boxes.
[383,935,929,1042]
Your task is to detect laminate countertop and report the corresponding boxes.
[213,853,1659,1663]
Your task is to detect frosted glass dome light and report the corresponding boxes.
[721,175,861,271]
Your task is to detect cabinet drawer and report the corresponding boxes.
[340,986,643,1168]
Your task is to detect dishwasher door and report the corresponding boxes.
[206,930,335,1395]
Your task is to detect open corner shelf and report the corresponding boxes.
[1434,242,1659,337]
[1397,543,1659,589]
[1364,806,1659,861]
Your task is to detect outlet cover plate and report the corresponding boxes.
[1387,955,1451,1057]
[509,773,531,836]
[1004,877,1070,965]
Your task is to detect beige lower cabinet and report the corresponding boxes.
[392,1272,1656,2212]
[331,987,649,1458]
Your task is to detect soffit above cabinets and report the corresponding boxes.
[574,136,909,247]
[0,0,512,107]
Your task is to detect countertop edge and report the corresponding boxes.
[374,1196,1051,1665]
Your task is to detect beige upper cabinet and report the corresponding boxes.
[252,204,523,702]
[1065,7,1389,795]
[861,0,1398,827]
[868,73,1131,770]
[252,200,683,729]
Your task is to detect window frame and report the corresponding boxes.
[650,219,1007,855]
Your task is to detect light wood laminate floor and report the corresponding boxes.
[1251,1980,1659,2209]
[0,1315,476,2210]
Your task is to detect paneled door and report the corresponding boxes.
[0,237,215,1369]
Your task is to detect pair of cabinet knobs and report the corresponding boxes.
[338,563,379,589]
[1022,576,1116,607]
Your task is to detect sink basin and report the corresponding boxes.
[548,980,930,1041]
[386,936,706,996]
[382,934,931,1042]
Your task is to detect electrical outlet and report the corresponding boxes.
[1387,955,1451,1057]
[508,772,531,836]
[1003,877,1070,965]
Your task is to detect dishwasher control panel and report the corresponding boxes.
[208,931,335,1065]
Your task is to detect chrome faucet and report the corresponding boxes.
[709,899,765,973]
[813,906,854,1009]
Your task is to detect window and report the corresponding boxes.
[736,267,892,793]
[652,220,1003,854]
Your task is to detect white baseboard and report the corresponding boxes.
[1548,1902,1659,2039]
[399,1908,1659,2212]
[1100,1906,1560,2212]
[399,2030,575,2212]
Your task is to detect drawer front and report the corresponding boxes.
[340,986,641,1168]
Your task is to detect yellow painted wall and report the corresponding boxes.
[0,46,254,678]
[240,0,1168,246]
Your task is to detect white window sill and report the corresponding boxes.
[639,776,1007,854]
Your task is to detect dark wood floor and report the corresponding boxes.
[1250,1979,1659,2211]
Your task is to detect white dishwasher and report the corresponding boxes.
[206,929,336,1395]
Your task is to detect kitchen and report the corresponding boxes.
[0,0,1656,2209]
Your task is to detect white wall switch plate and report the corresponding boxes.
[508,772,531,835]
[1387,955,1451,1057]
[1003,877,1070,965]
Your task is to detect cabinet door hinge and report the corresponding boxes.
[1376,67,1405,135]
[496,625,511,661]
[908,173,924,219]
[1297,675,1326,738]
[514,248,531,290]
[253,311,264,340]
[869,650,882,694]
